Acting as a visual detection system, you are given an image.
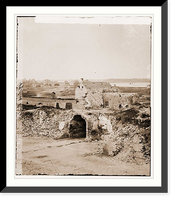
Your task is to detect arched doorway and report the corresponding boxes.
[56,103,59,109]
[69,115,86,138]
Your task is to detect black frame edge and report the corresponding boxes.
[161,0,168,193]
[4,2,168,193]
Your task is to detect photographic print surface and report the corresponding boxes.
[16,15,151,176]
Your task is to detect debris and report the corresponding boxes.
[18,103,151,164]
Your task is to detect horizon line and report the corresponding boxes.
[17,77,151,82]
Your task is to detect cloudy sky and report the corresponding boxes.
[17,16,151,81]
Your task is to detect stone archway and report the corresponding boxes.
[69,115,86,138]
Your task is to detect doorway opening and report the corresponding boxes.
[66,102,72,109]
[69,115,86,138]
[104,100,109,108]
[56,103,59,109]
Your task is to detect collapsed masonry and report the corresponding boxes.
[18,79,141,112]
[75,80,140,110]
[16,79,151,164]
[17,103,151,164]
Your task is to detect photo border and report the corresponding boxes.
[3,2,168,193]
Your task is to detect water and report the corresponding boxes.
[110,82,150,87]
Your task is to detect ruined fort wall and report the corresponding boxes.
[103,93,139,110]
[17,106,150,163]
[96,107,151,164]
[75,83,87,99]
[86,90,103,108]
[22,97,77,109]
[18,109,98,139]
[18,109,70,139]
[18,108,115,139]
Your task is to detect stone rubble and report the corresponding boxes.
[96,107,151,164]
[17,104,151,164]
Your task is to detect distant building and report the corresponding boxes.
[75,79,139,110]
[103,93,139,110]
[22,78,140,111]
[22,97,77,110]
[75,80,112,109]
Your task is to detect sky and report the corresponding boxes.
[17,16,151,81]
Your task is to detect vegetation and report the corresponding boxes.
[118,87,150,96]
[21,79,77,98]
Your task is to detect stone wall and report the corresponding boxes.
[75,85,140,110]
[86,91,103,108]
[22,97,77,110]
[103,93,139,110]
[75,87,104,109]
[19,109,69,139]
[17,108,103,139]
[97,107,151,164]
[17,107,116,140]
[75,83,88,99]
[17,104,150,163]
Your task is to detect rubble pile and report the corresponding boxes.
[98,106,151,164]
[17,103,151,164]
[19,108,70,139]
[18,107,100,140]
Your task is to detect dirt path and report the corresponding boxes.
[21,136,150,176]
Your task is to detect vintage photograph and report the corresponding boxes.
[16,15,151,176]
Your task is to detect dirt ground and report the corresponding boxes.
[20,136,150,176]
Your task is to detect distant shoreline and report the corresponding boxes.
[17,78,151,83]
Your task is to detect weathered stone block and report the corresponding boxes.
[132,143,143,152]
[102,139,116,156]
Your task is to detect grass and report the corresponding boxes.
[22,85,75,98]
[118,87,150,96]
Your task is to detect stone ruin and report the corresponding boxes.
[17,103,151,164]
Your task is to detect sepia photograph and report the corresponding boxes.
[16,15,152,176]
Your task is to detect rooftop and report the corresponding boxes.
[82,81,112,90]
